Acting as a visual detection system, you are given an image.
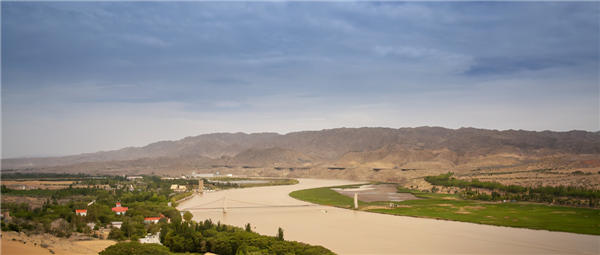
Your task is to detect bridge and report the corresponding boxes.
[181,196,319,212]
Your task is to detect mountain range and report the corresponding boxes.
[3,127,600,181]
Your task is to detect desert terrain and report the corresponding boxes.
[0,231,115,255]
[3,128,599,190]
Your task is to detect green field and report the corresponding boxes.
[290,186,600,235]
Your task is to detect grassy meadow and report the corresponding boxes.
[289,185,600,235]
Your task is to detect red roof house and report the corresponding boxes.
[144,214,169,224]
[75,209,87,216]
[112,206,128,215]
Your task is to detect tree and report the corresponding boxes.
[183,211,193,222]
[277,227,284,241]
[108,228,125,241]
[245,223,252,232]
[99,242,170,255]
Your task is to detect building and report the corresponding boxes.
[126,176,143,180]
[144,217,161,224]
[170,184,187,193]
[75,209,87,216]
[139,233,161,244]
[111,221,122,229]
[112,203,128,215]
[144,214,169,224]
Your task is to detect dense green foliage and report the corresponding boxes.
[290,185,600,235]
[1,185,102,198]
[99,241,171,255]
[3,173,324,254]
[425,173,600,207]
[369,191,600,235]
[170,191,194,205]
[160,219,334,255]
[1,175,181,240]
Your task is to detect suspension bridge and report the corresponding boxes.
[181,196,319,212]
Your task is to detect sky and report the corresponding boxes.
[1,1,599,158]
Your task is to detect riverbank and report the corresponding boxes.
[290,184,600,235]
[179,178,599,254]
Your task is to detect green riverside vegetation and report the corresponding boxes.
[290,184,600,235]
[426,172,600,207]
[2,173,330,254]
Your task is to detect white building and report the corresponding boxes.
[139,233,161,244]
[111,221,122,229]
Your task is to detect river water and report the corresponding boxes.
[179,178,599,254]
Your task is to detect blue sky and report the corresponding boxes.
[2,1,599,158]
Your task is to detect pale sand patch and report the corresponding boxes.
[437,203,455,207]
[1,238,51,255]
[1,231,115,255]
[455,208,472,214]
[551,211,576,214]
[362,205,389,210]
[441,196,459,200]
[464,205,485,210]
[333,184,419,202]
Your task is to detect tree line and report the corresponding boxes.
[425,172,600,207]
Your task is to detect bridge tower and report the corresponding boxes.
[198,179,204,194]
[354,193,358,209]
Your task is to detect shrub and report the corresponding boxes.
[99,242,170,255]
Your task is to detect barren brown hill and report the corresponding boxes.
[3,127,599,182]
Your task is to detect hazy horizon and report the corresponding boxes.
[3,125,599,159]
[2,1,599,158]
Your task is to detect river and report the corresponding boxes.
[178,178,599,254]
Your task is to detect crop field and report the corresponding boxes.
[2,180,76,190]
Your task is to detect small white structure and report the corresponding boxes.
[87,222,96,230]
[139,233,160,244]
[111,221,122,229]
[126,176,143,180]
[354,193,358,209]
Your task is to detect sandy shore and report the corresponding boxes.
[1,231,115,255]
[179,178,600,255]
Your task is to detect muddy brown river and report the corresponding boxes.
[179,178,599,254]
